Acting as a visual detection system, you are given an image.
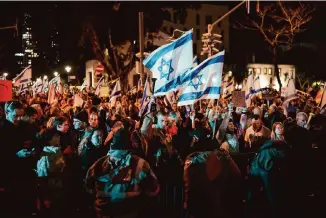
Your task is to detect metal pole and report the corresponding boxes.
[138,12,145,86]
[211,0,247,27]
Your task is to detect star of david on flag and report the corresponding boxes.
[177,51,225,106]
[158,58,174,80]
[143,29,193,96]
[189,74,203,90]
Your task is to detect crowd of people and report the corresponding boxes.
[0,86,326,218]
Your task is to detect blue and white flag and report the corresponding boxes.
[143,29,193,96]
[245,71,254,107]
[254,76,261,92]
[177,51,225,106]
[139,77,153,117]
[33,78,44,96]
[80,78,88,91]
[222,76,235,99]
[13,65,32,87]
[193,56,199,67]
[42,79,49,93]
[95,76,104,96]
[49,76,61,91]
[19,83,29,94]
[109,80,122,107]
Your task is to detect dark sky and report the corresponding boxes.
[1,1,326,80]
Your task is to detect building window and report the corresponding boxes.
[194,42,197,54]
[268,68,272,75]
[205,15,212,25]
[196,29,200,40]
[263,68,267,75]
[254,68,261,75]
[196,14,200,25]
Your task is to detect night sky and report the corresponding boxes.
[1,1,326,80]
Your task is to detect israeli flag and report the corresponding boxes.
[109,80,122,107]
[177,51,225,106]
[139,76,152,117]
[95,76,104,96]
[49,76,61,91]
[80,78,88,91]
[13,65,32,86]
[245,71,254,107]
[193,56,199,67]
[143,29,193,96]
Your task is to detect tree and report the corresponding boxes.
[78,2,201,90]
[235,1,314,91]
[296,74,311,91]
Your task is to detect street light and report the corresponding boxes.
[65,66,71,73]
[43,75,48,80]
[3,72,8,78]
[54,72,59,77]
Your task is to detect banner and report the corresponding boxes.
[0,80,12,102]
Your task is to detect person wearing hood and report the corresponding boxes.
[183,127,242,218]
[85,122,160,218]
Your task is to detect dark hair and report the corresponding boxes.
[40,128,59,144]
[252,114,261,121]
[5,101,23,113]
[53,116,69,128]
[24,107,38,117]
[90,106,98,114]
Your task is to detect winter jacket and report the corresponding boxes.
[85,150,160,217]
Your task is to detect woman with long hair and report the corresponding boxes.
[271,122,284,141]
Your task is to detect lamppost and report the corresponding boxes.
[65,66,71,73]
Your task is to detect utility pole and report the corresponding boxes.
[138,12,145,86]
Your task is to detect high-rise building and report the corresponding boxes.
[15,12,39,69]
[47,4,60,68]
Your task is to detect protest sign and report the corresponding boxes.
[0,80,12,102]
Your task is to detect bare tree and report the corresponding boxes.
[235,1,314,91]
[79,22,135,91]
[296,74,311,91]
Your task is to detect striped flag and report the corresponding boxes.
[13,65,32,86]
[33,78,43,96]
[109,80,122,107]
[193,56,199,67]
[139,76,153,117]
[49,76,61,92]
[177,51,225,106]
[95,76,105,96]
[143,29,193,96]
[42,79,49,93]
[245,71,254,107]
[80,78,88,91]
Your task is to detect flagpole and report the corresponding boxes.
[138,12,145,86]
